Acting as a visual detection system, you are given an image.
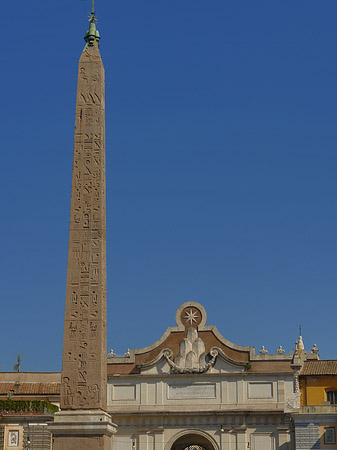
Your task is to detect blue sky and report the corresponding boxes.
[1,0,337,372]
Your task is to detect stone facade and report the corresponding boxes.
[5,304,337,450]
[107,301,297,450]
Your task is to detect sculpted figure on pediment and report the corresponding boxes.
[164,327,218,374]
[175,327,207,369]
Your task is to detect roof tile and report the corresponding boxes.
[301,360,337,376]
[0,382,60,395]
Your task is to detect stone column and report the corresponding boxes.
[277,427,291,450]
[236,429,247,450]
[219,428,231,450]
[49,14,117,450]
[138,431,149,450]
[153,428,164,450]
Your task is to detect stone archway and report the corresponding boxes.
[169,432,217,450]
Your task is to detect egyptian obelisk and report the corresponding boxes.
[49,5,117,449]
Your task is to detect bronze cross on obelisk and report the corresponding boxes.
[82,0,96,20]
[90,0,97,22]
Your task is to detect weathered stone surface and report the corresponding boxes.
[51,410,117,450]
[49,22,116,450]
[61,41,107,412]
[53,436,111,450]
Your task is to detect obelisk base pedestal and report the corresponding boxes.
[49,410,117,450]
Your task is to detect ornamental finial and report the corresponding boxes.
[84,0,100,47]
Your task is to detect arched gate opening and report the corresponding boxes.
[170,433,216,450]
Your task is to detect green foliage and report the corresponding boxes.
[0,399,59,414]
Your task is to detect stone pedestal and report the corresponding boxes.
[49,410,117,450]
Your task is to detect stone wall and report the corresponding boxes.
[294,422,320,449]
[0,421,51,450]
[24,424,51,449]
[0,424,4,449]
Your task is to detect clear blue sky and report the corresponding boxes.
[1,0,337,372]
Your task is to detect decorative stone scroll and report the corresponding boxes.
[284,392,301,413]
[163,327,219,374]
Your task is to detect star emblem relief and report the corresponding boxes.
[184,309,199,325]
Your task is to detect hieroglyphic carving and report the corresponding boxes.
[79,66,102,105]
[61,43,107,411]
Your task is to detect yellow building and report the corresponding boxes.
[294,359,337,449]
[300,360,337,406]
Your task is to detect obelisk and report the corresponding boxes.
[49,7,117,449]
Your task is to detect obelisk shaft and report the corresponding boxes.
[49,17,116,450]
[61,42,107,411]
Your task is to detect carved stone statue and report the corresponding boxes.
[164,327,218,374]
